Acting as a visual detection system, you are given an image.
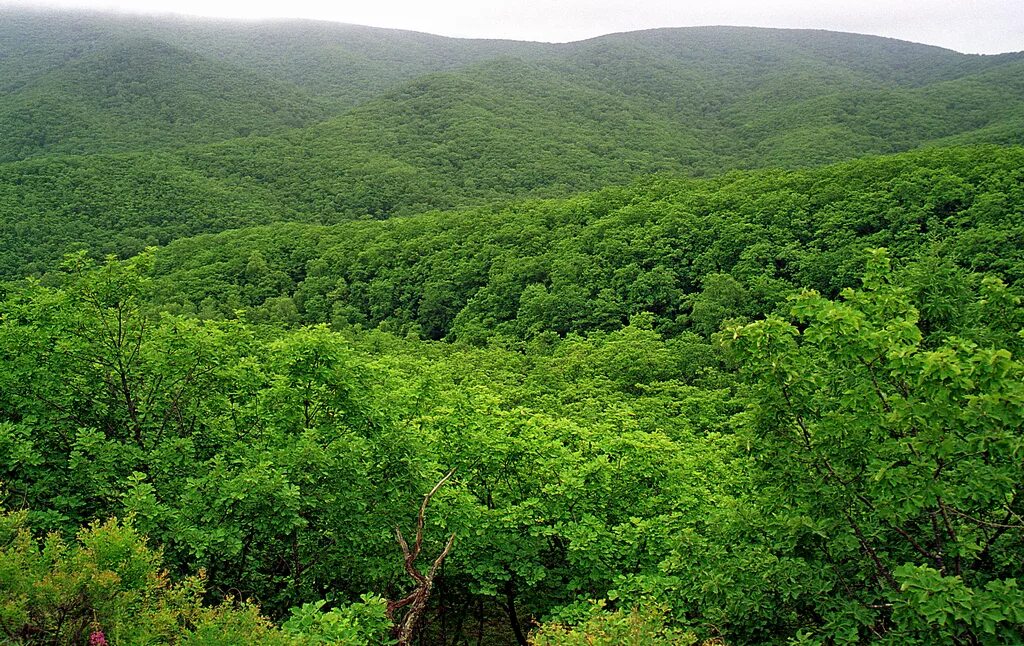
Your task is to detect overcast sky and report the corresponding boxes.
[2,0,1022,54]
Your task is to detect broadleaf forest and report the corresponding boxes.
[1,7,1023,645]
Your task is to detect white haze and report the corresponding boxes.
[0,0,1022,54]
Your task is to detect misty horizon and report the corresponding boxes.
[1,0,1021,55]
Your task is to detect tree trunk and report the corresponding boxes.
[504,582,528,646]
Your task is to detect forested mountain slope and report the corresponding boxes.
[0,8,535,160]
[145,145,1024,340]
[0,15,1021,278]
[1,11,1023,278]
[176,47,1024,215]
[0,8,534,104]
[3,58,1024,278]
[2,9,1024,643]
[0,11,1022,177]
[0,153,295,277]
[2,144,1023,645]
[0,38,332,162]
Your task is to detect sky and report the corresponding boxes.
[2,0,1022,54]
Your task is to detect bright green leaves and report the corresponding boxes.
[264,327,367,433]
[531,603,698,645]
[892,565,1024,642]
[0,258,427,617]
[282,595,392,645]
[719,250,1024,643]
[0,506,294,645]
[4,220,1023,643]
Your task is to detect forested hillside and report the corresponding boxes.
[2,11,1024,276]
[144,146,1024,340]
[1,8,1023,645]
[0,37,332,162]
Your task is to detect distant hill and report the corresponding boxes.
[1,9,1022,276]
[173,29,1024,218]
[0,37,333,161]
[2,10,1021,163]
[0,9,533,133]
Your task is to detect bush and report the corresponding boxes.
[0,507,292,645]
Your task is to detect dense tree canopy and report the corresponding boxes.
[1,12,1024,282]
[1,9,1023,644]
[140,146,1024,344]
[3,237,1022,644]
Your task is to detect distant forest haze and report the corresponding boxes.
[3,0,1022,53]
[0,8,1023,645]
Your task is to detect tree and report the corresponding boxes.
[722,250,1024,643]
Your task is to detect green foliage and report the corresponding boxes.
[0,507,292,645]
[0,255,741,642]
[3,213,1023,644]
[282,596,392,645]
[0,154,288,277]
[146,146,1024,344]
[2,12,1023,644]
[891,565,1024,642]
[531,603,699,645]
[692,250,1024,643]
[0,256,433,617]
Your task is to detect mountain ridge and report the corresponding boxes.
[5,6,1022,54]
[1,8,1023,277]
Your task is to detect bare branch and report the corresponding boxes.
[387,469,457,646]
[427,533,457,581]
[414,468,456,555]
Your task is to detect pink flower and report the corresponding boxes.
[89,631,108,646]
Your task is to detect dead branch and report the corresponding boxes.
[387,469,457,646]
